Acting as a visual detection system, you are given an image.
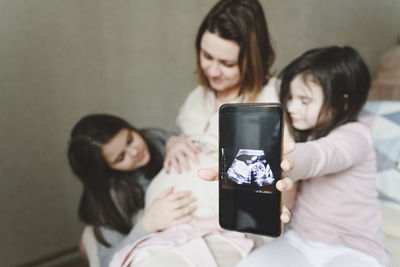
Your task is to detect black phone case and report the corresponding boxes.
[218,103,283,237]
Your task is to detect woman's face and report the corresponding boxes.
[287,74,324,131]
[199,31,241,97]
[102,129,150,172]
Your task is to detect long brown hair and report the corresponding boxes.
[279,46,371,142]
[67,114,163,246]
[195,0,275,100]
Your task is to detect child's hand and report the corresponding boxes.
[164,136,201,173]
[197,141,296,223]
[141,187,198,232]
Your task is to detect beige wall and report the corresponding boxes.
[1,0,399,265]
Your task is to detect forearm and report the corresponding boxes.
[286,124,371,181]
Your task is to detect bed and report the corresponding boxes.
[82,47,400,266]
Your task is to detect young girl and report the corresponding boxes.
[237,46,391,266]
[68,114,197,267]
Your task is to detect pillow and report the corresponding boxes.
[360,101,400,206]
[368,46,400,100]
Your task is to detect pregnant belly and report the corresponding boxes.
[145,152,218,218]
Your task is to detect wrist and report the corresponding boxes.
[140,215,155,232]
[166,136,178,151]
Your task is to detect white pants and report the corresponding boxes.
[236,231,385,267]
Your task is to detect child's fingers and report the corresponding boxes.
[172,196,197,210]
[283,141,296,155]
[183,145,200,164]
[164,163,170,173]
[198,167,218,181]
[163,156,171,172]
[186,140,202,154]
[157,186,174,200]
[280,205,291,223]
[168,190,192,201]
[176,152,191,172]
[171,156,182,174]
[173,204,198,219]
[276,177,294,192]
[281,158,294,172]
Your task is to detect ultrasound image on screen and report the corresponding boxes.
[219,105,282,194]
[226,149,275,186]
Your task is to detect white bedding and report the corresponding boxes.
[110,225,254,267]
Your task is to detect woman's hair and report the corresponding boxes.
[279,46,371,142]
[195,0,275,99]
[68,114,163,246]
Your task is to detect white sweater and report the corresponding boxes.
[176,78,281,154]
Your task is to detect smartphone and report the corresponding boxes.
[219,103,283,237]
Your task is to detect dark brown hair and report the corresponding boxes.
[195,0,275,100]
[68,114,163,246]
[279,46,371,142]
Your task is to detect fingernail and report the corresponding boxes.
[283,160,290,170]
[280,182,286,190]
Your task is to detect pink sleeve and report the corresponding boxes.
[287,123,373,181]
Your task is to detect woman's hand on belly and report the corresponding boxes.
[164,136,201,173]
[141,187,198,232]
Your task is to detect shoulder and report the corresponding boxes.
[98,226,125,247]
[185,85,208,101]
[178,85,215,122]
[185,85,212,105]
[141,128,174,145]
[267,77,280,89]
[256,77,280,103]
[141,128,173,139]
[262,77,280,93]
[140,129,171,156]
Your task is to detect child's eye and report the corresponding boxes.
[301,98,311,105]
[117,153,125,163]
[127,133,133,145]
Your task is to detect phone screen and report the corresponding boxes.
[219,103,283,237]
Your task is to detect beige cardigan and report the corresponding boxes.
[176,77,281,157]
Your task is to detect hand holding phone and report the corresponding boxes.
[219,103,283,237]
